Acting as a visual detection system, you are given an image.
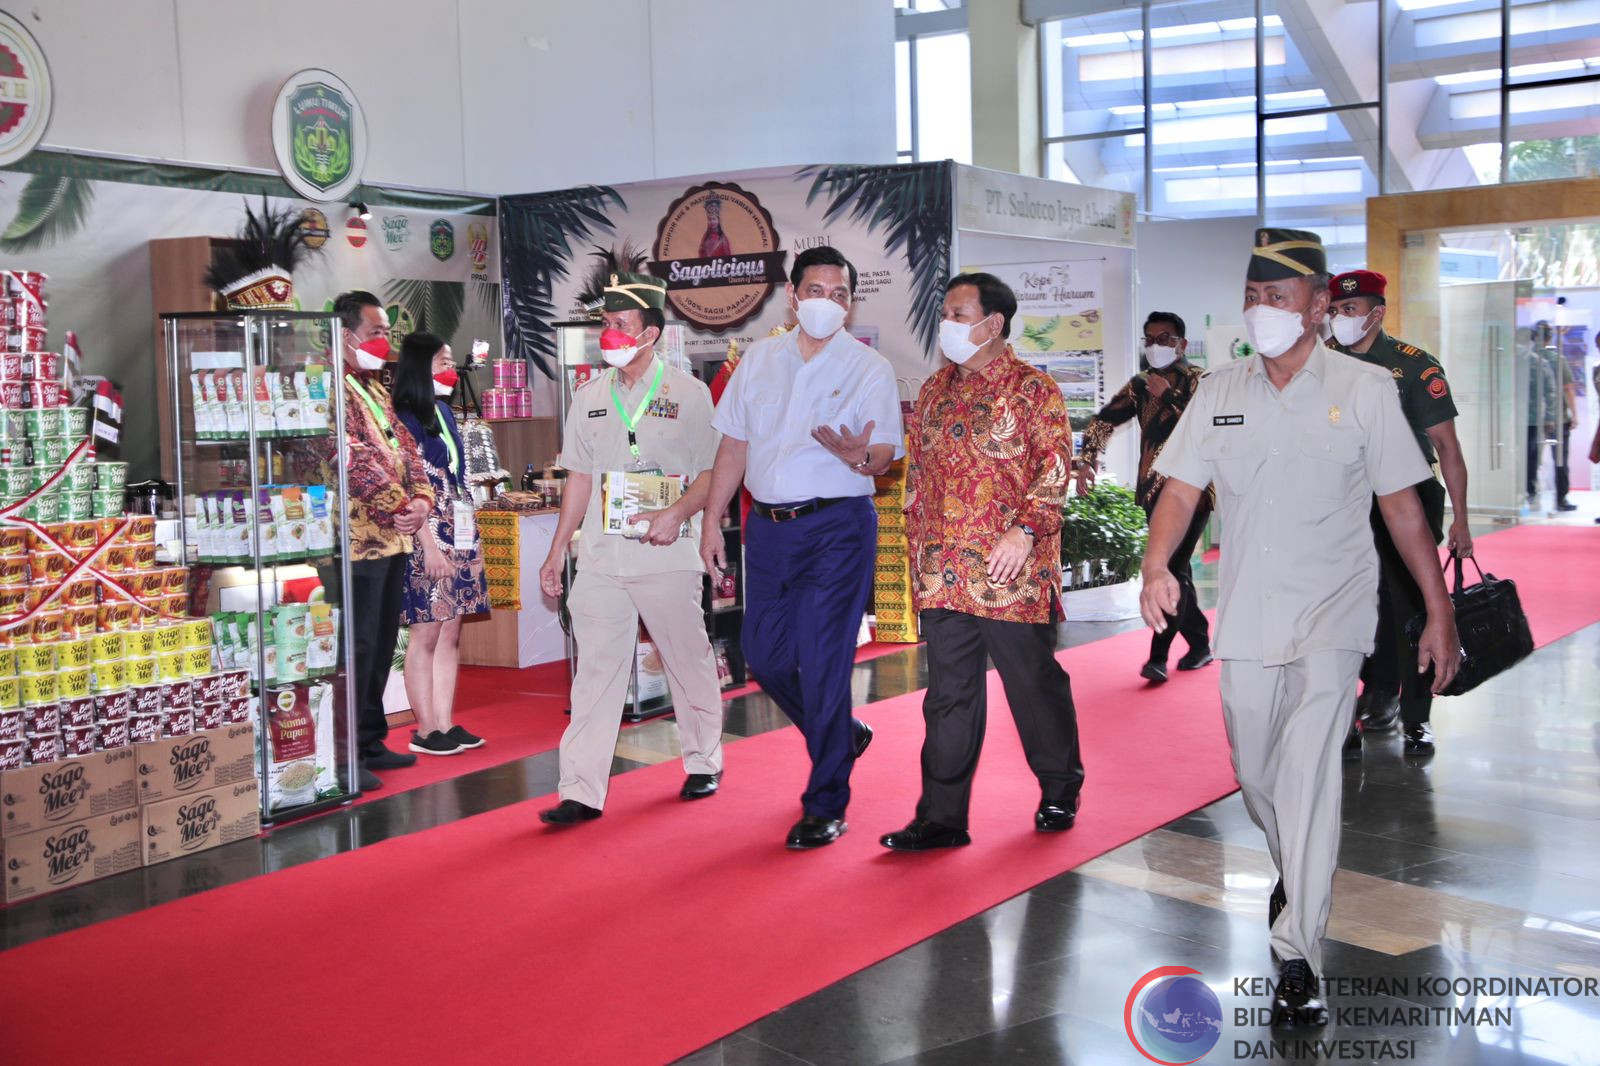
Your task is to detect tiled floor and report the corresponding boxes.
[4,515,1597,1066]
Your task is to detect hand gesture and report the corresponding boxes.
[1074,463,1096,497]
[539,550,565,600]
[636,505,684,546]
[986,527,1033,586]
[700,524,726,580]
[811,420,876,469]
[1416,613,1461,694]
[1146,372,1170,400]
[1139,567,1180,631]
[394,497,429,536]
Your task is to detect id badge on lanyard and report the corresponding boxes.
[452,497,476,553]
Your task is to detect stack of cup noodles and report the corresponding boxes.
[482,360,533,418]
[0,514,253,771]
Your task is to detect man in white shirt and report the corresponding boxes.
[700,246,904,849]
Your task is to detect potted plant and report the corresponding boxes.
[1059,482,1148,589]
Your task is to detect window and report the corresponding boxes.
[896,2,973,164]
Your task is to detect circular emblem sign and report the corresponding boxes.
[0,11,52,167]
[651,182,785,334]
[298,208,330,250]
[271,68,367,202]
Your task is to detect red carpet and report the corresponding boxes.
[0,623,1239,1065]
[1470,524,1599,646]
[354,641,914,804]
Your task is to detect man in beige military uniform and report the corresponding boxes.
[1139,229,1460,1029]
[537,266,724,825]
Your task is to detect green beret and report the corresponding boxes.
[601,271,667,312]
[1247,227,1326,281]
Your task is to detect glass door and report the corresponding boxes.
[1438,280,1525,520]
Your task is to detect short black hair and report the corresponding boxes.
[641,307,665,334]
[391,331,446,436]
[333,290,381,333]
[946,272,1018,337]
[1144,311,1186,339]
[790,246,857,295]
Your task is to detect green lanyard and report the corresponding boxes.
[438,402,461,481]
[609,360,665,459]
[345,375,399,451]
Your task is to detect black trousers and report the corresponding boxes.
[342,554,407,758]
[916,607,1084,831]
[1363,479,1445,725]
[1526,424,1573,501]
[1148,501,1211,664]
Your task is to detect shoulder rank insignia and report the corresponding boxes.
[1396,342,1422,357]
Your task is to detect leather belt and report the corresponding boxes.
[751,497,850,523]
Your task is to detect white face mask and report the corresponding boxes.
[938,318,988,365]
[794,297,847,340]
[1244,304,1308,359]
[1330,310,1374,347]
[1143,343,1179,370]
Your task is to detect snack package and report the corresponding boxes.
[272,371,301,435]
[303,365,330,434]
[194,494,214,563]
[309,681,338,797]
[190,373,215,441]
[254,489,279,562]
[306,602,337,676]
[222,369,247,438]
[250,366,276,437]
[279,486,307,559]
[305,486,333,555]
[265,685,317,811]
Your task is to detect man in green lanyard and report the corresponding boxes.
[536,266,725,825]
[331,291,435,792]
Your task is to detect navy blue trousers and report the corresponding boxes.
[742,496,876,819]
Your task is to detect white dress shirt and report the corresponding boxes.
[713,327,905,504]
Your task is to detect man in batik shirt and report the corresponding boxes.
[881,272,1084,851]
[1077,311,1214,683]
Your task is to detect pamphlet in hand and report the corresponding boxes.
[602,470,687,537]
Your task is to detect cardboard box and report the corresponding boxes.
[140,778,261,866]
[1,748,138,838]
[134,724,257,806]
[1,806,143,903]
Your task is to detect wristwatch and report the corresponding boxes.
[851,452,873,472]
[1016,523,1036,539]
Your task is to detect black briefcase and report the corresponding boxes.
[1405,551,1534,697]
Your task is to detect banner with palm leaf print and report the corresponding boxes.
[0,152,500,479]
[500,162,954,389]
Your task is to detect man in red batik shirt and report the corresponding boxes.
[881,273,1085,851]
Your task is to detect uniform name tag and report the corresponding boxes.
[1213,414,1245,426]
[588,409,607,418]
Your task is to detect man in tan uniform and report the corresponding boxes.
[1139,229,1460,1029]
[537,268,724,825]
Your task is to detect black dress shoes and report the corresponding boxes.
[1359,691,1401,733]
[539,799,602,825]
[1035,797,1079,832]
[786,815,847,849]
[1272,958,1329,1030]
[852,719,873,758]
[1268,879,1286,928]
[1176,647,1213,671]
[358,767,382,792]
[1139,660,1169,684]
[679,772,722,800]
[880,818,971,851]
[1403,722,1435,757]
[1342,723,1362,761]
[363,746,417,770]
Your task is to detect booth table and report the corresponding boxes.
[458,509,566,669]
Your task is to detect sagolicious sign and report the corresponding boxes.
[650,182,787,334]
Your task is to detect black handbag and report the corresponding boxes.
[1405,550,1534,697]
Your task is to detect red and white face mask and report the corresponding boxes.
[354,335,391,371]
[599,327,642,369]
[432,369,459,397]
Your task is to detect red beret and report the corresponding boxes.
[1329,270,1386,300]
